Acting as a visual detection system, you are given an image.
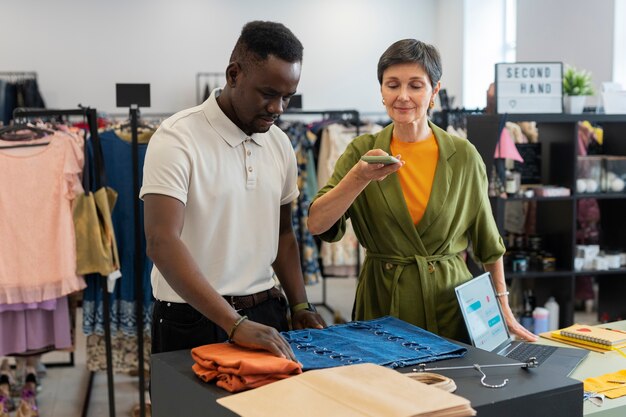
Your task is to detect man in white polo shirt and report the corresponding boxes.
[141,21,325,359]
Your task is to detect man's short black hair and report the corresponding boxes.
[230,21,303,69]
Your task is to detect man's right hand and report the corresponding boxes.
[230,319,297,362]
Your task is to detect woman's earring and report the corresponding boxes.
[429,100,435,109]
[382,98,386,105]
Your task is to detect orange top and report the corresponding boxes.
[191,342,302,392]
[390,133,438,225]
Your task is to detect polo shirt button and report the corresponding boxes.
[247,150,251,156]
[159,319,163,323]
[428,264,435,273]
[248,166,253,172]
[385,263,394,270]
[167,302,171,307]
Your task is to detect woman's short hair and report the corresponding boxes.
[377,39,442,88]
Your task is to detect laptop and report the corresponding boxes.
[454,272,588,376]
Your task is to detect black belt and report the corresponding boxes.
[224,287,282,311]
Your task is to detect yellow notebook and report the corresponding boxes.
[559,324,626,346]
[549,331,625,351]
[540,331,609,353]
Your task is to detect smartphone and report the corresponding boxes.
[361,155,400,165]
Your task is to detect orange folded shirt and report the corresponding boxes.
[191,343,302,392]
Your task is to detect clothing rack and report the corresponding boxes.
[196,72,223,104]
[431,107,485,131]
[11,106,116,417]
[282,109,361,318]
[3,104,78,372]
[89,106,153,417]
[102,111,172,120]
[284,109,361,125]
[128,105,147,417]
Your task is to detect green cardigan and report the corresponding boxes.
[314,122,505,341]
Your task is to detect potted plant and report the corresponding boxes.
[562,65,594,113]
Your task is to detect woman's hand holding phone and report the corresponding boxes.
[355,150,403,182]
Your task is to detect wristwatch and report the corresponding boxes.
[291,302,317,314]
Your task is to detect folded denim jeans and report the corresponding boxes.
[282,316,467,370]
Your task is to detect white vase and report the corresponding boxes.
[563,95,587,113]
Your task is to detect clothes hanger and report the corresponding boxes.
[0,123,54,148]
[413,357,538,389]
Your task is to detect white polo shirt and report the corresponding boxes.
[140,89,299,302]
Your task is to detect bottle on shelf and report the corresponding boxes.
[544,296,560,331]
[505,169,521,197]
[532,307,549,334]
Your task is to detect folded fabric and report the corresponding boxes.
[583,369,626,399]
[191,342,302,393]
[282,316,467,370]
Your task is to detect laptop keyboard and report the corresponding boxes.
[505,343,558,365]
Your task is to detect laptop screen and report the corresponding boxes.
[455,273,510,352]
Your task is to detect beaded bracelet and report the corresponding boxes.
[228,315,248,341]
[496,291,510,298]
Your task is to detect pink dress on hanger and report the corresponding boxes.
[0,130,86,304]
[0,130,85,355]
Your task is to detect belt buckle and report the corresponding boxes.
[230,296,241,312]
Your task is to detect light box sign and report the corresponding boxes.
[496,62,563,113]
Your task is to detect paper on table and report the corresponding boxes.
[584,370,626,399]
[217,363,476,417]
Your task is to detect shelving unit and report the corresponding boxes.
[467,113,626,327]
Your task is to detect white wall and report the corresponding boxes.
[435,0,465,107]
[1,0,445,115]
[614,0,626,88]
[516,0,615,103]
[463,0,507,109]
[4,1,621,115]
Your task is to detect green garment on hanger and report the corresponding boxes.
[314,122,505,341]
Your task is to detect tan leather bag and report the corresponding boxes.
[73,128,120,276]
[73,186,120,276]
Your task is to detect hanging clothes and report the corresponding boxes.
[316,122,383,276]
[0,76,45,125]
[281,121,322,285]
[0,296,72,356]
[0,130,86,303]
[81,128,154,373]
[85,331,151,375]
[0,128,84,355]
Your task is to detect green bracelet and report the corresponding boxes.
[228,315,248,341]
[291,302,316,314]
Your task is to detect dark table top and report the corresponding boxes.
[152,341,582,417]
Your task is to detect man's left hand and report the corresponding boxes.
[291,310,326,330]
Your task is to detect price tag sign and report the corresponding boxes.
[116,83,151,108]
[495,62,562,113]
